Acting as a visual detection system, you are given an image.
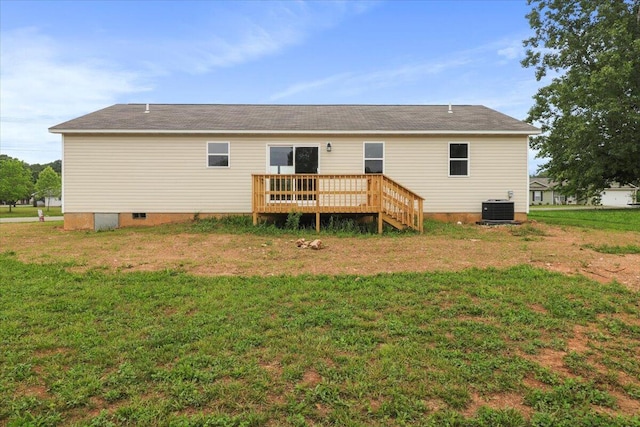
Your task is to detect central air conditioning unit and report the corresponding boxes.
[482,200,514,221]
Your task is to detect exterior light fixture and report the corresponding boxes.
[326,142,332,152]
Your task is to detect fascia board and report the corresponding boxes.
[49,129,542,135]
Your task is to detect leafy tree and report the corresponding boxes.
[0,159,33,212]
[522,0,640,200]
[35,166,62,211]
[48,160,62,175]
[29,160,61,182]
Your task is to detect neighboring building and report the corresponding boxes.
[36,197,62,208]
[529,177,573,205]
[599,183,639,207]
[49,104,540,231]
[530,177,638,206]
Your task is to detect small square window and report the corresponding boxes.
[207,142,229,167]
[449,143,469,176]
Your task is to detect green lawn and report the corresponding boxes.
[1,253,638,426]
[529,208,640,232]
[0,205,62,218]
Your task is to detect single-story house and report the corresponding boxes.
[529,177,574,205]
[49,104,540,231]
[530,177,638,206]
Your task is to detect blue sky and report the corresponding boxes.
[1,0,547,172]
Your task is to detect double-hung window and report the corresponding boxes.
[207,142,229,167]
[449,142,469,176]
[533,191,543,202]
[364,142,384,174]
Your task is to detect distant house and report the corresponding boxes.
[529,177,573,205]
[530,178,638,206]
[36,196,62,208]
[49,104,540,231]
[600,183,639,207]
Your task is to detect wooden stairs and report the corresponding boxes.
[378,175,424,233]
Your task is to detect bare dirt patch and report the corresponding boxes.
[301,369,322,387]
[2,222,638,291]
[463,391,533,419]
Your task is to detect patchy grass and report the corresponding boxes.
[510,224,548,240]
[529,208,640,232]
[583,244,640,255]
[0,205,62,218]
[1,254,639,426]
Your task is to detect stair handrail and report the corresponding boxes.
[380,175,424,232]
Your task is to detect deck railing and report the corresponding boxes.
[252,174,423,233]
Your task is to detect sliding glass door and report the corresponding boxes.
[269,146,318,201]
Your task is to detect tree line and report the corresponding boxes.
[0,155,62,212]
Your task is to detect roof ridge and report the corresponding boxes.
[124,103,481,107]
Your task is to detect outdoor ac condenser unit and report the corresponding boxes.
[482,200,514,221]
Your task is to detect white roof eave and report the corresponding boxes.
[49,128,541,135]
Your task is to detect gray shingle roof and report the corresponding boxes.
[49,104,539,134]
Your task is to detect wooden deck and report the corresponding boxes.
[252,174,424,233]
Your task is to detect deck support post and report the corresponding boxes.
[253,212,258,226]
[315,178,320,233]
[378,175,384,234]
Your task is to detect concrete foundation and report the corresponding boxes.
[64,211,528,231]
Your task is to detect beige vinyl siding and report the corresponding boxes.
[64,135,264,213]
[384,136,529,213]
[321,135,528,213]
[63,134,529,214]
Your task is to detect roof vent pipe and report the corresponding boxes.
[448,103,453,114]
[144,103,150,114]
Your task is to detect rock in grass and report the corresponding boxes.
[309,239,322,250]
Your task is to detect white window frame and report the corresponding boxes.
[363,141,385,174]
[448,142,469,177]
[206,141,230,168]
[265,144,321,174]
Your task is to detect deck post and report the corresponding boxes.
[378,175,384,234]
[315,176,320,233]
[251,175,259,225]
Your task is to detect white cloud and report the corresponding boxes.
[497,45,522,60]
[494,39,528,69]
[0,28,151,164]
[270,72,355,101]
[169,22,301,74]
[270,57,472,101]
[157,1,377,74]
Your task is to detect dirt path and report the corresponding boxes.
[2,222,639,291]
